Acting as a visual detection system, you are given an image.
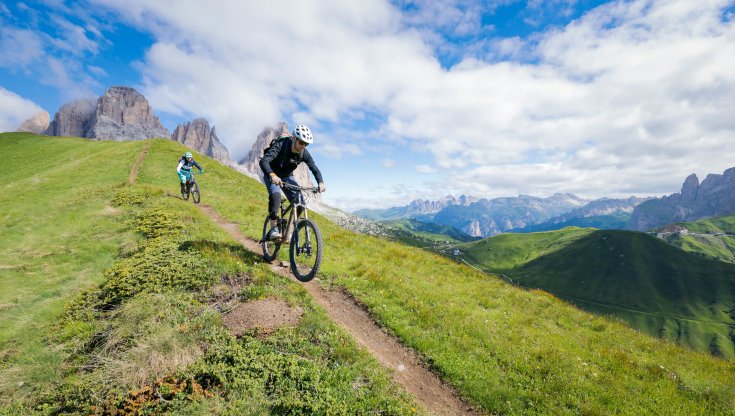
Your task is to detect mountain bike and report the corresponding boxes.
[181,173,201,204]
[261,183,323,282]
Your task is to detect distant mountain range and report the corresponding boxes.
[518,196,652,233]
[354,195,478,222]
[355,167,735,237]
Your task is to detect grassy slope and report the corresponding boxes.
[0,133,140,396]
[656,215,735,264]
[458,228,735,359]
[4,135,734,415]
[134,140,735,415]
[0,134,417,415]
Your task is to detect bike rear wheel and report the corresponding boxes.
[262,215,282,261]
[191,181,200,204]
[290,219,323,282]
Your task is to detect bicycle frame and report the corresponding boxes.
[278,185,310,243]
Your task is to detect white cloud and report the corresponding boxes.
[82,0,735,205]
[0,87,45,132]
[382,158,397,168]
[0,27,44,68]
[415,164,435,174]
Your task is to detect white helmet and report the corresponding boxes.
[292,124,313,144]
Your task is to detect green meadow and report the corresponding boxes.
[2,133,734,415]
[654,215,735,264]
[456,228,735,359]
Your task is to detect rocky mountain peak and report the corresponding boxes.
[172,118,231,163]
[43,86,170,141]
[45,99,97,137]
[680,174,699,205]
[86,86,169,140]
[628,167,735,230]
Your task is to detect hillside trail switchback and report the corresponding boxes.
[198,204,480,416]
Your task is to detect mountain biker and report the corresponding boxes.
[259,124,325,240]
[177,151,204,197]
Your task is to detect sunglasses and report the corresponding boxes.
[297,139,309,147]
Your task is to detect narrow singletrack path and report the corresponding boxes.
[198,204,481,416]
[128,144,149,184]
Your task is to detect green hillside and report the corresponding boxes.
[653,215,735,264]
[382,218,479,248]
[3,133,735,415]
[458,228,735,358]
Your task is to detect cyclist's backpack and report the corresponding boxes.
[263,136,289,157]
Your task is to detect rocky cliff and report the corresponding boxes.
[45,99,97,137]
[86,86,169,140]
[628,168,735,230]
[172,118,231,163]
[16,111,50,134]
[44,86,169,141]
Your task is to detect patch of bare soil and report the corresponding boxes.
[128,144,149,185]
[222,298,303,337]
[198,204,481,416]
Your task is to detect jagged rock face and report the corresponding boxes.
[45,99,97,137]
[238,122,316,190]
[86,86,169,141]
[628,168,735,230]
[16,111,50,134]
[172,118,231,163]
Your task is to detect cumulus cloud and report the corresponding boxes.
[0,87,45,132]
[79,0,735,206]
[415,164,435,174]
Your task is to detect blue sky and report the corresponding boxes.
[2,0,735,211]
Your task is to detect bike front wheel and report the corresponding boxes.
[191,181,200,204]
[290,219,323,282]
[262,215,282,262]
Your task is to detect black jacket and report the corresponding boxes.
[259,138,323,184]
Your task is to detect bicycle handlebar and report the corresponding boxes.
[280,182,320,193]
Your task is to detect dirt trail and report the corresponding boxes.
[128,144,149,184]
[199,204,480,416]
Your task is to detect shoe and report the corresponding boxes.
[267,226,282,240]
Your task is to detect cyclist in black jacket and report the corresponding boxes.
[259,124,325,240]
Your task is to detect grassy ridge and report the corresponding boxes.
[457,228,735,358]
[0,134,417,415]
[654,215,735,264]
[132,140,735,414]
[4,134,735,415]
